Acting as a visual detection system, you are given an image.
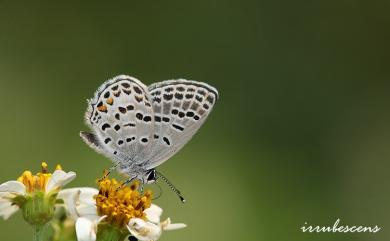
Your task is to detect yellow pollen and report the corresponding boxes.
[95,178,152,227]
[16,162,64,193]
[41,162,48,173]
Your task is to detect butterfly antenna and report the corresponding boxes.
[156,171,186,203]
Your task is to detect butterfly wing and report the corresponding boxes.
[82,75,155,166]
[144,79,218,169]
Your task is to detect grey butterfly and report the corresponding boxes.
[80,75,218,201]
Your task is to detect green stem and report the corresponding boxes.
[33,225,44,241]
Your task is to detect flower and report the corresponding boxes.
[58,178,186,241]
[57,187,99,221]
[0,162,76,222]
[127,204,187,241]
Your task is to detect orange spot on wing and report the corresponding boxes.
[98,105,107,112]
[106,98,114,105]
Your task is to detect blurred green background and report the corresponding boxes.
[0,1,389,241]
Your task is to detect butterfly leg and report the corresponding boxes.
[118,177,136,190]
[98,163,119,182]
[139,179,145,195]
[118,177,145,194]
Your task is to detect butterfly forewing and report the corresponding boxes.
[145,79,219,169]
[84,75,155,165]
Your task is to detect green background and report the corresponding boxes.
[0,1,389,241]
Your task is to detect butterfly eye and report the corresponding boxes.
[146,169,156,183]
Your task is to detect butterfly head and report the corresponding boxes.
[144,169,157,184]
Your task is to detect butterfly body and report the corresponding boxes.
[81,75,218,185]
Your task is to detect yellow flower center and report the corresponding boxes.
[95,178,152,227]
[17,162,62,193]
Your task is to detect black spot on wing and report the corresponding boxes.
[141,137,148,143]
[172,124,184,132]
[136,113,143,120]
[133,86,142,94]
[206,95,215,104]
[111,85,119,91]
[171,109,179,115]
[163,94,173,101]
[162,117,170,123]
[101,123,111,131]
[121,82,130,88]
[153,97,161,103]
[195,95,203,102]
[118,107,127,114]
[163,136,171,146]
[164,87,174,92]
[143,116,152,122]
[124,122,136,127]
[185,94,194,99]
[176,86,185,92]
[174,93,183,100]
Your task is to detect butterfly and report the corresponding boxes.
[80,75,218,202]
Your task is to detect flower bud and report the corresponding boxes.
[22,191,56,226]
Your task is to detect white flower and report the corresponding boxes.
[0,181,25,219]
[58,180,186,241]
[58,187,101,241]
[75,216,107,241]
[0,162,76,220]
[57,187,100,221]
[127,204,187,241]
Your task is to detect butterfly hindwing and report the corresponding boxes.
[145,79,218,168]
[84,75,155,165]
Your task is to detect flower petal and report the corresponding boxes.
[59,187,98,206]
[0,181,26,196]
[46,170,76,192]
[164,223,187,230]
[128,218,162,241]
[144,204,163,224]
[161,218,187,230]
[77,204,99,221]
[57,188,98,220]
[76,217,97,241]
[0,200,19,220]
